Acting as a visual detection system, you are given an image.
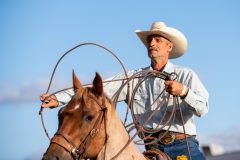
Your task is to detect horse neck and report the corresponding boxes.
[97,103,146,160]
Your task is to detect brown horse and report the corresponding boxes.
[42,71,147,160]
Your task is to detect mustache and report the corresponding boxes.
[148,47,159,51]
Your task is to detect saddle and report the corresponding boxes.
[143,148,172,160]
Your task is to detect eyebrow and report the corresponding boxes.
[147,35,171,43]
[147,34,161,39]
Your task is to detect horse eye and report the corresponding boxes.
[84,115,94,122]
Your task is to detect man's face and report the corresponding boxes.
[147,35,173,61]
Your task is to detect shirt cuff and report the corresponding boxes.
[183,89,198,108]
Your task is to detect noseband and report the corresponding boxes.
[51,94,108,160]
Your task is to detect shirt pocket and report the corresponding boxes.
[132,92,149,114]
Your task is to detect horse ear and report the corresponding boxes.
[72,69,82,92]
[92,72,103,96]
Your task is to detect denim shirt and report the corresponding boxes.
[55,61,209,135]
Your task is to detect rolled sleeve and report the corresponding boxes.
[55,89,75,106]
[103,74,128,102]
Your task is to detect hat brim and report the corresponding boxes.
[136,27,188,59]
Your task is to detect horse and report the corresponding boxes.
[42,71,170,160]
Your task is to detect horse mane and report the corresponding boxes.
[87,86,115,109]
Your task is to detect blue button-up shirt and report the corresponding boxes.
[56,61,209,136]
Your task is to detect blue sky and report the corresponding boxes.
[1,0,240,159]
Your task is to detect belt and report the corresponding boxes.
[152,130,192,145]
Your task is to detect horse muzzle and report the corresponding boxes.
[42,142,73,160]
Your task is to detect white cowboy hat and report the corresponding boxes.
[135,22,188,59]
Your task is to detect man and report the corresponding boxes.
[40,22,209,159]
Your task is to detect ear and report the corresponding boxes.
[72,69,83,93]
[92,72,103,97]
[168,41,173,52]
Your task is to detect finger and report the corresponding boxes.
[41,102,49,108]
[41,99,54,108]
[165,85,171,93]
[165,80,174,86]
[40,94,49,101]
[164,80,170,85]
[40,96,47,102]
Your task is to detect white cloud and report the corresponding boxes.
[0,73,99,105]
[0,79,71,105]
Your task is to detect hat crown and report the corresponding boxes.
[150,22,166,31]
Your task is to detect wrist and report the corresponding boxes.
[179,85,188,98]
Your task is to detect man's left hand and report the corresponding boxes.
[164,80,184,96]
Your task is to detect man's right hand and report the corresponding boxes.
[40,93,59,108]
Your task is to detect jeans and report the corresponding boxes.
[145,137,206,160]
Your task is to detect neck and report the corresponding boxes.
[151,59,168,71]
[97,106,146,160]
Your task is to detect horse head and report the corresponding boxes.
[42,71,110,160]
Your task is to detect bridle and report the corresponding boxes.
[50,93,108,160]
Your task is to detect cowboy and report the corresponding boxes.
[40,22,209,160]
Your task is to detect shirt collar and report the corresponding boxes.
[146,61,174,73]
[162,61,174,73]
